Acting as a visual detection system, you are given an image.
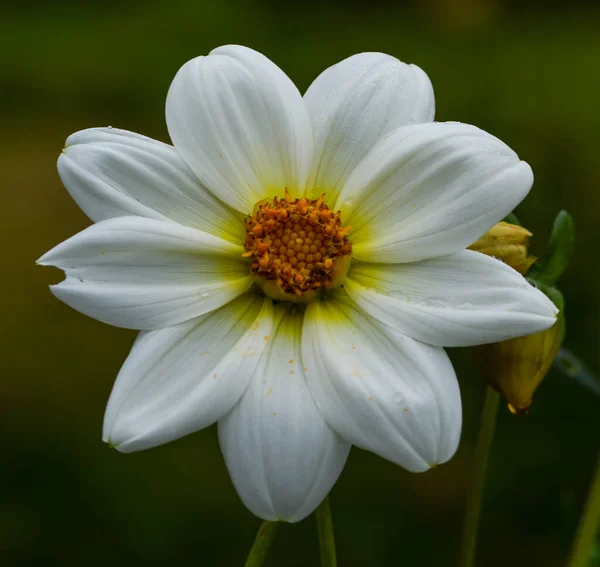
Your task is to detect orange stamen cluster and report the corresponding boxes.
[243,190,352,297]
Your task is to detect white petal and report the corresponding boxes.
[305,52,434,202]
[345,250,558,347]
[166,45,313,214]
[37,216,252,330]
[302,292,461,472]
[103,293,274,452]
[58,128,244,242]
[218,304,350,522]
[337,122,534,263]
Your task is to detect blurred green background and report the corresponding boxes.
[3,0,599,565]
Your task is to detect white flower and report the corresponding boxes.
[38,45,557,522]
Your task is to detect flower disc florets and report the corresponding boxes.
[243,190,352,302]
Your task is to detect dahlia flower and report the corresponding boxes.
[39,45,557,522]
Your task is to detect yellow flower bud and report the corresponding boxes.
[477,312,565,414]
[471,220,565,413]
[468,221,536,274]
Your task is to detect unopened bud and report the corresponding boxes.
[477,312,565,414]
[472,220,566,413]
[468,221,536,275]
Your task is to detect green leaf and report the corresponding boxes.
[527,279,565,312]
[537,210,575,285]
[503,212,521,225]
[525,262,542,279]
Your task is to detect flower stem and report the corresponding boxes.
[244,521,279,567]
[458,386,500,567]
[315,495,338,567]
[568,451,600,567]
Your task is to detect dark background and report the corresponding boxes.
[2,0,599,565]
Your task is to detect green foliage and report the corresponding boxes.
[537,211,576,286]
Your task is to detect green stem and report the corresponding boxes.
[316,495,338,567]
[458,386,501,567]
[244,521,279,567]
[568,452,600,567]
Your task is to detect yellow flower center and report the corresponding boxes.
[243,190,352,303]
